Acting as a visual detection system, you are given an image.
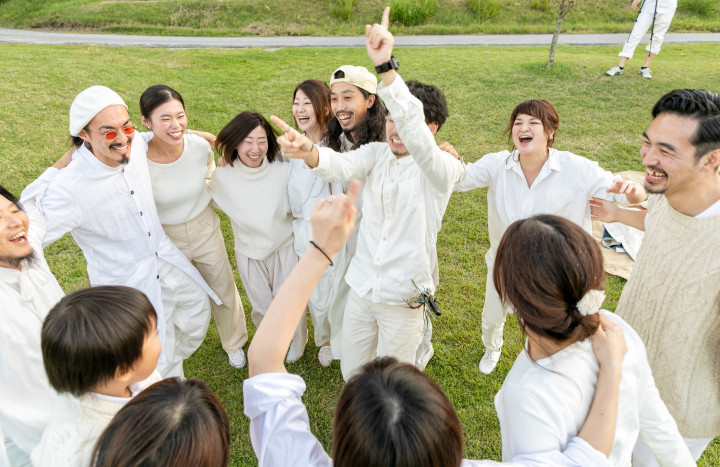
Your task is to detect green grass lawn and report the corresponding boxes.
[0,0,718,36]
[0,42,718,465]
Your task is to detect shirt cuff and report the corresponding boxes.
[243,373,306,419]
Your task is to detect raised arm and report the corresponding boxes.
[248,181,360,377]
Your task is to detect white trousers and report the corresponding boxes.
[619,11,675,59]
[155,258,212,379]
[236,243,307,358]
[482,265,508,352]
[340,289,424,381]
[632,436,713,465]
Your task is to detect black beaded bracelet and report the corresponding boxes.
[309,241,333,266]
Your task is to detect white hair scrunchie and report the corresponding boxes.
[576,289,605,316]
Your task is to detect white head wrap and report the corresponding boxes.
[69,86,127,136]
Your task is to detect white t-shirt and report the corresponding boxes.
[495,311,693,466]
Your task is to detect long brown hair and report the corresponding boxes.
[293,79,331,139]
[333,357,464,467]
[216,111,281,167]
[494,215,603,344]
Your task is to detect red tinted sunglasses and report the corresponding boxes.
[102,125,136,140]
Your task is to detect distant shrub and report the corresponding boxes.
[531,0,550,11]
[390,0,437,26]
[466,0,499,20]
[331,0,356,21]
[680,0,716,17]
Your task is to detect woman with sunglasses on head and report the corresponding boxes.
[493,214,693,465]
[287,79,352,367]
[137,85,249,371]
[454,99,647,376]
[244,179,629,467]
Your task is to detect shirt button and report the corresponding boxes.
[130,190,134,195]
[155,252,158,256]
[156,275,160,279]
[148,232,151,236]
[122,168,125,173]
[383,236,387,241]
[140,211,143,216]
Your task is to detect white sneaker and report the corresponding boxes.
[478,349,501,375]
[227,348,246,369]
[317,346,333,367]
[605,65,624,76]
[416,343,434,371]
[639,68,652,79]
[286,340,304,363]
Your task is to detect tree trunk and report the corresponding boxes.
[547,14,564,68]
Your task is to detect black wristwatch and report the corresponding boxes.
[374,54,399,74]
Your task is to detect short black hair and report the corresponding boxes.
[140,84,185,120]
[0,185,22,211]
[652,89,720,161]
[406,80,449,131]
[41,286,157,397]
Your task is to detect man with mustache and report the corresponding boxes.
[0,185,63,465]
[273,9,464,380]
[21,85,219,379]
[591,89,720,463]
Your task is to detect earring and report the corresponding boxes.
[549,134,554,140]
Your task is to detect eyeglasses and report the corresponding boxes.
[100,125,136,140]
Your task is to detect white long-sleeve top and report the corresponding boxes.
[640,0,677,15]
[495,311,694,466]
[208,157,293,260]
[20,137,219,350]
[311,75,464,304]
[31,371,162,467]
[243,372,613,467]
[455,148,627,264]
[146,133,215,226]
[0,209,63,454]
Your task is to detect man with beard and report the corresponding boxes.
[326,65,387,152]
[21,86,219,379]
[591,89,720,463]
[0,185,63,465]
[272,9,464,380]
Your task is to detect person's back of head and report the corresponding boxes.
[41,286,158,397]
[406,80,449,132]
[332,357,463,467]
[92,378,230,467]
[493,214,604,344]
[652,89,720,161]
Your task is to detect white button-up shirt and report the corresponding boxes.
[312,76,464,305]
[0,209,63,454]
[21,135,218,345]
[455,148,627,264]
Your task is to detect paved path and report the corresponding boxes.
[1,28,719,48]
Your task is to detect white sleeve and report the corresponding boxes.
[581,157,629,204]
[461,437,612,466]
[377,75,465,194]
[20,168,83,247]
[454,153,500,192]
[311,144,380,184]
[243,373,333,467]
[498,382,570,459]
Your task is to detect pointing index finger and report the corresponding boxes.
[270,115,292,133]
[381,6,390,29]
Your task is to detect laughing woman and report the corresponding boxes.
[454,99,647,375]
[139,85,249,370]
[287,79,352,367]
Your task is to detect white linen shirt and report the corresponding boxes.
[243,372,613,467]
[495,311,693,466]
[311,76,464,305]
[0,209,63,454]
[455,148,628,264]
[20,136,219,347]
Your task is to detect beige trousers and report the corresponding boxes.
[163,205,248,354]
[340,289,424,381]
[235,243,307,357]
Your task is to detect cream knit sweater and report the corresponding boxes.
[616,194,720,438]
